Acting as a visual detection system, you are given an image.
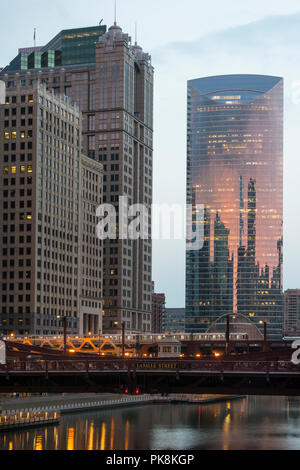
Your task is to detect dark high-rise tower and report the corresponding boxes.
[0,22,154,334]
[186,74,284,339]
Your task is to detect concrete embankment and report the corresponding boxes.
[0,393,246,416]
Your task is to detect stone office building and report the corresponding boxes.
[0,82,103,336]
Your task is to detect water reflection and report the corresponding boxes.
[1,396,300,450]
[110,419,115,450]
[100,422,106,451]
[87,422,94,451]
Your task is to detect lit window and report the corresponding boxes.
[20,166,26,173]
[12,131,17,139]
[11,166,16,174]
[27,165,32,173]
[4,132,9,140]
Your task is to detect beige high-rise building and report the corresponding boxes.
[0,81,103,336]
[0,21,154,334]
[80,154,103,336]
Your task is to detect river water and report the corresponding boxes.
[1,395,300,450]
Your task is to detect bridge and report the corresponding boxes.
[1,358,300,396]
[4,334,294,357]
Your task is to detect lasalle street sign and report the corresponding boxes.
[136,362,178,370]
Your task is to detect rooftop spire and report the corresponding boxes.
[114,0,117,25]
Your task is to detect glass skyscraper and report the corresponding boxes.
[186,74,283,339]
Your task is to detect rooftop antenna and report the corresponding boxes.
[99,19,103,26]
[135,22,138,45]
[34,28,36,48]
[114,0,117,25]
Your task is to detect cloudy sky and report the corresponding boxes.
[1,0,300,307]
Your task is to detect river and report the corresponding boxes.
[1,395,300,450]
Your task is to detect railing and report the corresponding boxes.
[0,359,300,374]
[0,396,165,419]
[0,410,59,430]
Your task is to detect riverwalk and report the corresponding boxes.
[0,393,246,417]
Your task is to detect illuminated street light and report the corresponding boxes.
[57,315,67,353]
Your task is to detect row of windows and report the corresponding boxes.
[4,142,33,151]
[3,165,33,174]
[2,224,31,233]
[5,94,34,104]
[1,314,32,324]
[3,202,32,211]
[2,295,31,303]
[99,153,120,162]
[6,80,34,88]
[2,283,31,290]
[4,119,33,127]
[2,236,31,244]
[3,154,33,163]
[2,177,33,186]
[4,106,33,116]
[81,300,102,309]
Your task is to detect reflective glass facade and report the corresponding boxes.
[186,75,284,339]
[2,26,106,72]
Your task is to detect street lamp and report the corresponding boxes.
[122,322,125,358]
[57,316,67,353]
[259,320,268,352]
[225,315,230,356]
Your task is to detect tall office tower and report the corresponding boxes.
[186,75,284,339]
[163,308,185,334]
[283,290,300,336]
[151,282,166,334]
[1,22,154,334]
[0,82,103,337]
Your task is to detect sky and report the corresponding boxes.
[1,0,300,307]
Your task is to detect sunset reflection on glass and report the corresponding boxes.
[186,75,284,339]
